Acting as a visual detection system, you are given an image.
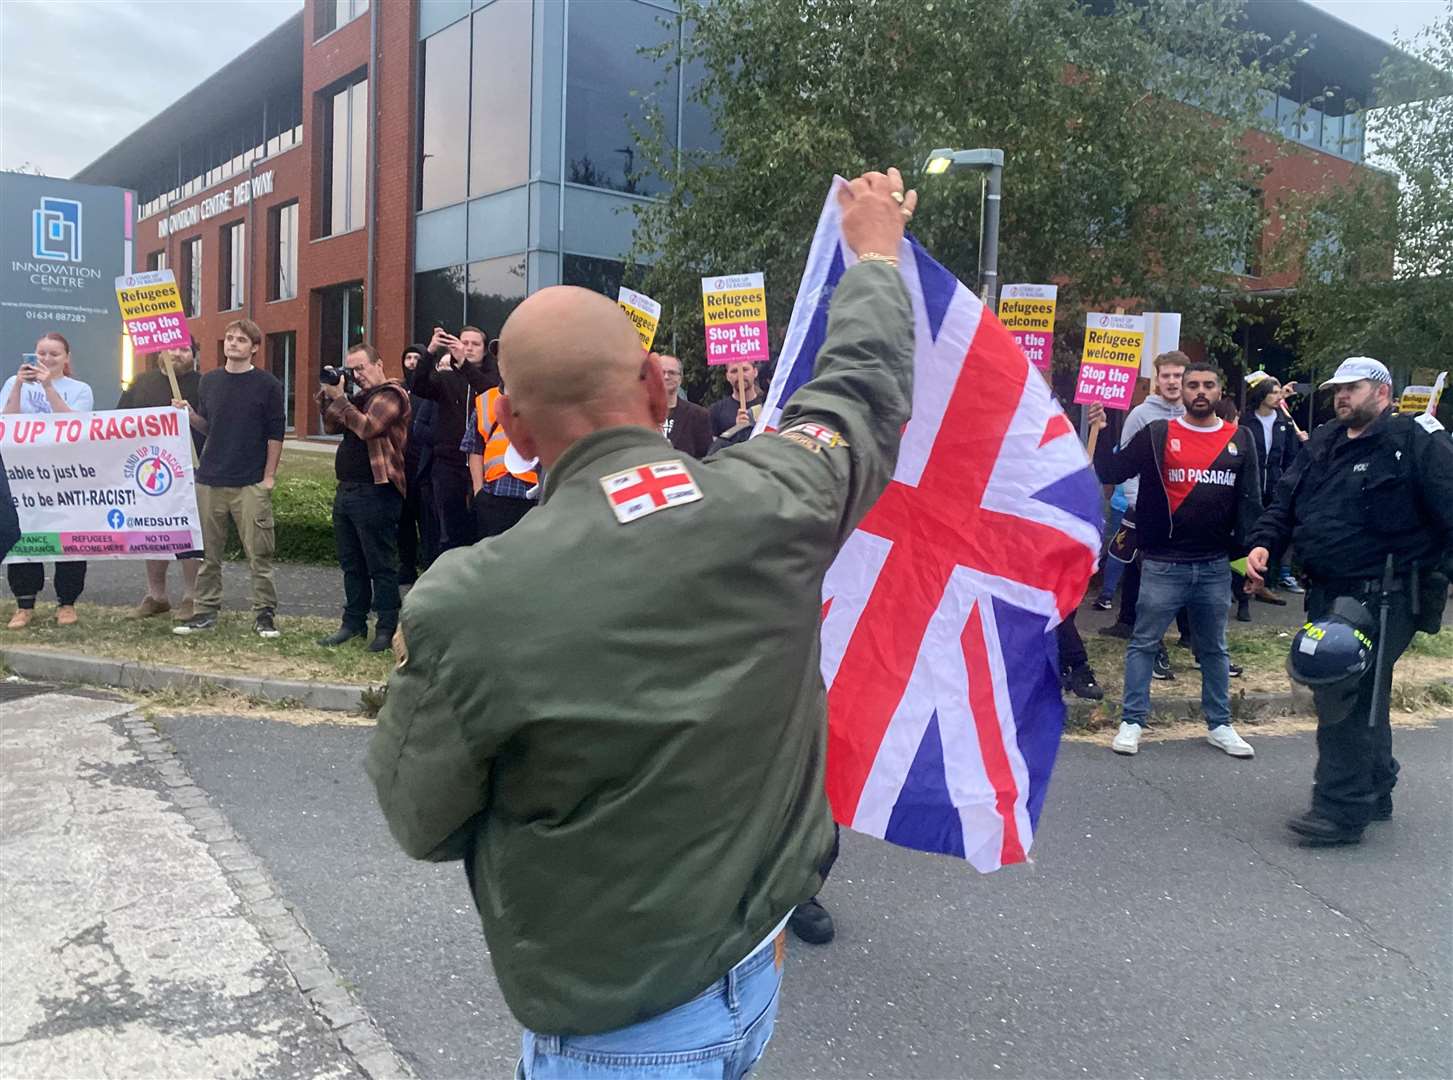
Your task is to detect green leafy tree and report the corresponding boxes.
[631,0,1297,399]
[1274,6,1453,394]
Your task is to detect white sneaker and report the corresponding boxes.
[1207,724,1254,758]
[1112,721,1142,755]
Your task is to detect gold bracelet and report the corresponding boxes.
[858,251,899,267]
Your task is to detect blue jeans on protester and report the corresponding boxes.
[1122,558,1232,729]
[1097,507,1126,602]
[517,933,785,1079]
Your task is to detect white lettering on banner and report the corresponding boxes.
[0,407,202,562]
[158,170,274,238]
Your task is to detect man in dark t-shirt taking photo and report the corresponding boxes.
[173,318,287,638]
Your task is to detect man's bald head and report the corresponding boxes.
[495,286,669,468]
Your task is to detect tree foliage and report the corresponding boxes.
[1273,7,1453,386]
[631,0,1297,396]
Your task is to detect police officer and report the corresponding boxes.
[1246,357,1453,847]
[366,168,917,1076]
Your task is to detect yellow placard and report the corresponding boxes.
[117,281,185,321]
[617,287,662,351]
[1084,325,1145,368]
[702,287,767,326]
[998,297,1056,334]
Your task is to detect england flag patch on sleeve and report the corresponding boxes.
[600,460,703,524]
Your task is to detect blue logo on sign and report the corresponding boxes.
[106,509,125,530]
[32,197,83,262]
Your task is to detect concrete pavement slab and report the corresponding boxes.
[0,693,362,1079]
[157,712,1453,1079]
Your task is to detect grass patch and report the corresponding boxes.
[221,445,338,565]
[0,602,394,686]
[1081,624,1452,700]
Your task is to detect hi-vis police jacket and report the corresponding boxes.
[366,261,914,1036]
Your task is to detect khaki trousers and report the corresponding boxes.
[195,483,277,614]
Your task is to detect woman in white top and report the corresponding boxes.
[3,332,94,629]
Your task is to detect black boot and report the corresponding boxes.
[1372,792,1393,822]
[788,897,835,945]
[1064,664,1104,701]
[318,624,365,647]
[1287,811,1363,847]
[367,625,396,653]
[1235,598,1252,622]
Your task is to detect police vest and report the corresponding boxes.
[475,388,539,485]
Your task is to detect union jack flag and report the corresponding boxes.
[758,181,1102,872]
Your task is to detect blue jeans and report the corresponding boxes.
[518,933,785,1079]
[1122,558,1232,729]
[1097,508,1126,601]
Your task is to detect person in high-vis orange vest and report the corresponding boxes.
[466,385,539,539]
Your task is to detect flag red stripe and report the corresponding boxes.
[961,601,1025,865]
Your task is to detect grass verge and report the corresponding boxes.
[0,602,394,687]
[223,445,338,564]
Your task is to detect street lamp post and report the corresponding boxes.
[923,148,1004,308]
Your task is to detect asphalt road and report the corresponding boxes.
[157,713,1453,1080]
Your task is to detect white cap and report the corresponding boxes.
[1320,356,1392,390]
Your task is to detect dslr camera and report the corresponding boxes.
[319,365,355,391]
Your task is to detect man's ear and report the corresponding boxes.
[642,353,669,425]
[496,393,538,459]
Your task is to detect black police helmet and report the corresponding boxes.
[1286,597,1376,687]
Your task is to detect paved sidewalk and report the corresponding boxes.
[0,691,362,1078]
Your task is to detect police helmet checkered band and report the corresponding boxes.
[1319,356,1392,390]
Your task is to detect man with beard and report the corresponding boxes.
[1246,357,1453,847]
[1088,362,1262,759]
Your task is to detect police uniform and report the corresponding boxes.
[1250,370,1453,837]
[366,261,913,1037]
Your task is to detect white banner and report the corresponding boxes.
[1,407,202,563]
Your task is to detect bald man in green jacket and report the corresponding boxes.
[367,169,917,1078]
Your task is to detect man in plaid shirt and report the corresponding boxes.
[317,343,411,653]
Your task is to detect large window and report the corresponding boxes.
[417,2,533,211]
[220,221,245,311]
[270,202,298,301]
[417,20,470,211]
[267,332,296,431]
[469,0,532,197]
[316,0,368,40]
[180,237,202,318]
[565,0,678,194]
[323,76,369,236]
[146,250,167,272]
[413,255,526,343]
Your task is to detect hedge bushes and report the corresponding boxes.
[222,446,339,565]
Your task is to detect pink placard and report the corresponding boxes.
[705,319,769,365]
[1012,330,1053,372]
[1073,360,1139,409]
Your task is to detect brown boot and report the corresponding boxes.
[172,597,196,622]
[7,609,33,630]
[134,596,171,618]
[56,605,79,626]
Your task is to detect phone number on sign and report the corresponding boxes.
[24,311,88,323]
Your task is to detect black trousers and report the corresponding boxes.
[431,459,475,553]
[1118,556,1141,627]
[398,468,437,582]
[332,482,403,633]
[1305,584,1416,828]
[472,489,533,540]
[1057,609,1089,671]
[9,561,86,608]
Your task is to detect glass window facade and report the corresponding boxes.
[267,332,296,430]
[271,202,298,301]
[413,254,526,342]
[146,250,167,272]
[317,0,369,40]
[469,0,532,198]
[1261,90,1362,162]
[418,19,470,211]
[324,77,369,236]
[220,221,245,311]
[565,0,678,194]
[181,237,202,318]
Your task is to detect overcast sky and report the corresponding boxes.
[0,0,1445,178]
